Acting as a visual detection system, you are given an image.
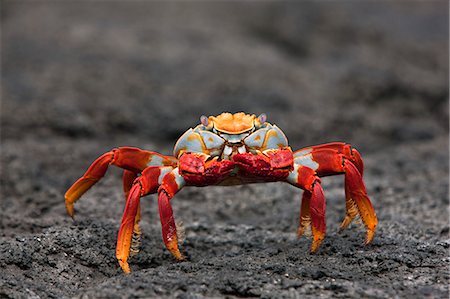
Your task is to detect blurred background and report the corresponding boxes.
[3,2,448,149]
[1,1,448,298]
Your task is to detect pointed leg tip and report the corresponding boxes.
[310,229,325,254]
[309,236,324,254]
[166,238,184,261]
[310,244,320,254]
[175,254,185,261]
[65,203,75,219]
[118,260,131,274]
[364,230,375,245]
[171,247,184,261]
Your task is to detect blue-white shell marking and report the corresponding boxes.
[266,125,289,149]
[244,124,288,151]
[292,147,319,170]
[173,123,289,158]
[199,130,226,149]
[173,126,226,157]
[243,127,268,149]
[173,128,204,157]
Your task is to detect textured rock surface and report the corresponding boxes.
[1,2,448,298]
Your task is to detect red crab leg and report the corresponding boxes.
[297,186,326,253]
[157,169,186,261]
[287,165,326,253]
[309,182,326,253]
[293,144,377,244]
[294,142,364,176]
[343,162,377,244]
[116,166,173,274]
[123,170,137,198]
[297,191,311,238]
[157,153,236,260]
[122,170,142,255]
[65,147,177,218]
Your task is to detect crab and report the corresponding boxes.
[65,112,377,273]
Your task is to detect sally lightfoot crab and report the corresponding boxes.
[65,112,378,273]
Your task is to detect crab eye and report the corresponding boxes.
[258,113,267,123]
[200,115,209,126]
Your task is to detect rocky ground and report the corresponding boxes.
[1,1,449,298]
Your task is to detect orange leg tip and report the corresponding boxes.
[310,227,325,253]
[364,229,376,245]
[310,240,322,254]
[118,259,131,274]
[166,238,184,260]
[65,178,98,203]
[65,202,75,219]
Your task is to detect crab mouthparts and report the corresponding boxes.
[223,144,246,159]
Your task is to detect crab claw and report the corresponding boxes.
[233,149,293,180]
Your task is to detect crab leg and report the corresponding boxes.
[293,144,377,244]
[308,182,326,253]
[65,147,177,218]
[287,165,326,252]
[294,142,364,176]
[157,153,236,260]
[297,191,311,238]
[343,162,377,244]
[116,166,173,273]
[122,170,142,255]
[157,168,186,261]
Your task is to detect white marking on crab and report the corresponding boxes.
[237,145,246,154]
[265,129,280,149]
[287,163,300,184]
[293,148,312,158]
[199,130,225,149]
[158,167,173,185]
[238,145,247,154]
[224,145,233,157]
[172,167,186,188]
[149,155,164,166]
[173,129,204,156]
[243,128,267,148]
[295,154,319,171]
[265,126,289,150]
[222,145,233,160]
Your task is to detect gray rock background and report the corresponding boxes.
[1,1,448,298]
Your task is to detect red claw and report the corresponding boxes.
[233,149,293,180]
[179,153,235,186]
[265,149,294,169]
